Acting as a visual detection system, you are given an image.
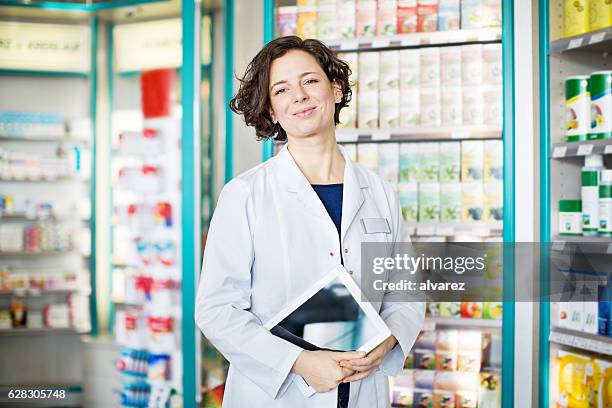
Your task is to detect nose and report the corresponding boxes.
[293,84,308,103]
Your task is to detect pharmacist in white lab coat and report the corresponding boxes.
[195,36,424,408]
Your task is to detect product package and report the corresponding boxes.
[435,330,458,371]
[316,4,337,39]
[356,0,377,36]
[437,0,460,30]
[442,86,463,126]
[440,182,461,221]
[338,0,357,37]
[358,52,380,91]
[462,182,484,222]
[399,143,420,182]
[483,85,503,126]
[457,330,483,372]
[483,182,503,222]
[480,0,502,27]
[483,140,503,182]
[461,140,484,181]
[297,8,317,38]
[566,76,591,142]
[419,182,440,222]
[417,0,438,32]
[358,89,379,128]
[462,44,484,85]
[439,302,461,317]
[420,87,442,126]
[277,6,298,36]
[439,142,461,182]
[588,71,612,140]
[399,49,421,89]
[440,46,462,86]
[376,0,398,36]
[479,372,502,408]
[418,142,440,181]
[483,43,503,84]
[379,50,400,90]
[462,85,485,125]
[380,89,401,128]
[400,87,421,127]
[460,0,482,29]
[564,0,589,37]
[589,0,612,31]
[420,47,441,87]
[397,0,418,33]
[399,182,419,222]
[378,143,400,184]
[356,143,379,173]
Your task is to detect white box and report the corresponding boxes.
[461,44,484,85]
[358,90,379,128]
[420,47,441,87]
[462,85,484,125]
[440,46,462,86]
[399,49,420,89]
[356,143,379,172]
[400,87,420,127]
[482,85,503,126]
[379,50,400,90]
[359,51,380,91]
[420,87,441,126]
[482,43,502,84]
[442,86,463,126]
[380,89,401,128]
[378,142,400,183]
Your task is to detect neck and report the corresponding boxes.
[286,129,345,184]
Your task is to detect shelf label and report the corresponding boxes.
[472,226,491,236]
[573,336,588,349]
[335,131,358,143]
[0,22,90,72]
[436,226,454,236]
[589,32,606,44]
[552,146,567,158]
[416,226,436,236]
[577,144,593,156]
[114,19,181,72]
[604,144,612,155]
[568,38,584,49]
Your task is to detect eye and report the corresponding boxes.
[304,78,318,85]
[274,87,286,95]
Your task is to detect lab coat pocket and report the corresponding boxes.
[360,218,391,235]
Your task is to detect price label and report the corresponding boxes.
[371,131,391,141]
[552,146,567,158]
[568,38,584,49]
[451,131,469,139]
[573,336,588,349]
[577,144,593,156]
[589,32,606,44]
[604,144,612,155]
[335,130,358,143]
[472,226,491,236]
[436,226,454,236]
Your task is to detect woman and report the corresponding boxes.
[195,36,424,407]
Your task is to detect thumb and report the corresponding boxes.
[330,350,366,361]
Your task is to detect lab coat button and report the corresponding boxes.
[329,252,334,257]
[344,248,349,254]
[349,270,354,275]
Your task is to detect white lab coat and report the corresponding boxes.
[195,144,424,408]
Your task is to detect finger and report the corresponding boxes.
[342,369,373,383]
[340,355,376,367]
[331,351,366,361]
[341,367,355,377]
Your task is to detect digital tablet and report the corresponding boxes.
[264,265,391,396]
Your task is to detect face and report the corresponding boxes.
[268,50,342,139]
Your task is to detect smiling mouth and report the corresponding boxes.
[293,107,316,118]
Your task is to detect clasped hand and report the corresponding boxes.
[291,335,397,393]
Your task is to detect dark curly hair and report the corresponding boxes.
[229,36,353,141]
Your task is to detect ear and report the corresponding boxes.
[332,80,342,103]
[269,109,277,124]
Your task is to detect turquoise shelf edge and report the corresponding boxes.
[0,0,167,11]
[224,0,234,182]
[89,15,99,337]
[262,0,275,162]
[538,0,551,407]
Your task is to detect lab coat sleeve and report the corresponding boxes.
[378,183,425,376]
[195,178,303,399]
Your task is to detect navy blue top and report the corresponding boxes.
[311,183,343,235]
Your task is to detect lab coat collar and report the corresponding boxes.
[274,143,367,242]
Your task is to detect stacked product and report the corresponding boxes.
[276,0,502,40]
[112,69,182,408]
[564,71,612,142]
[0,223,77,253]
[427,301,502,320]
[558,156,611,238]
[550,351,611,408]
[0,266,82,292]
[563,0,612,38]
[0,145,90,181]
[389,329,502,407]
[554,280,612,338]
[344,140,503,225]
[336,43,502,129]
[0,194,89,220]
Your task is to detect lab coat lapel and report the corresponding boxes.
[275,145,328,219]
[338,145,366,243]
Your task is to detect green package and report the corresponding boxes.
[418,142,440,182]
[439,142,461,182]
[399,143,419,182]
[419,182,440,222]
[440,182,461,221]
[399,182,419,222]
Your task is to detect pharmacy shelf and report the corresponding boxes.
[0,176,85,183]
[0,250,78,257]
[423,316,502,331]
[0,328,77,336]
[549,327,612,356]
[551,235,612,254]
[323,27,502,52]
[551,139,612,159]
[0,215,89,224]
[335,126,503,143]
[405,221,503,237]
[549,26,612,54]
[0,288,79,296]
[0,135,89,143]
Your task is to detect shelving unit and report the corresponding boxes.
[335,125,502,143]
[423,316,502,331]
[539,1,612,407]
